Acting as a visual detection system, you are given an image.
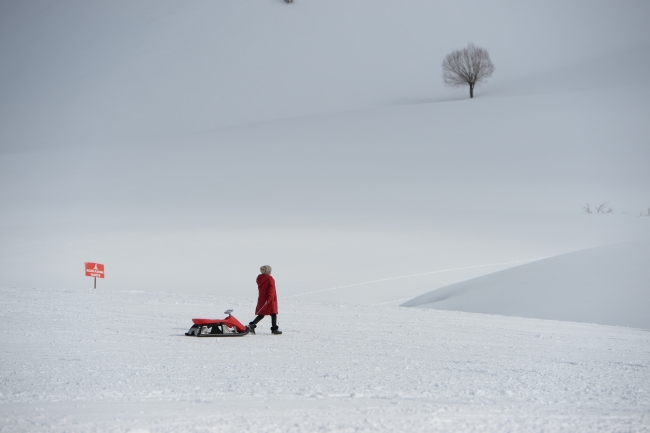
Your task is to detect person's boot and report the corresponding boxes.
[247,323,257,335]
[271,326,282,335]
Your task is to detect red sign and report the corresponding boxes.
[85,262,105,278]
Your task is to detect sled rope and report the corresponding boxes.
[286,257,548,298]
[255,301,268,315]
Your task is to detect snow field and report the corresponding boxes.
[2,1,650,431]
[403,241,650,329]
[1,287,649,432]
[2,5,650,295]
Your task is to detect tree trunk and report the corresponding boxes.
[469,82,474,98]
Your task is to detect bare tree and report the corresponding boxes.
[595,202,611,214]
[581,203,592,214]
[442,43,495,98]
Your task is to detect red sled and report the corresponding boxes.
[185,309,250,337]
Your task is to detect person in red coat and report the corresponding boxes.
[247,265,282,335]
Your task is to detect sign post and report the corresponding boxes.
[85,262,105,289]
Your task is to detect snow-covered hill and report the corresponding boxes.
[3,1,649,151]
[2,3,650,432]
[402,242,650,329]
[1,1,650,295]
[1,71,649,295]
[2,287,649,432]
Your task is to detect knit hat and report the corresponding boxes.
[260,265,272,275]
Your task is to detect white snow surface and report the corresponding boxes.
[2,287,650,432]
[402,242,650,329]
[2,2,650,430]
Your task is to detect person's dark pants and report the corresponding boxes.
[251,314,278,328]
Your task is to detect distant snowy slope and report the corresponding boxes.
[402,242,650,329]
[2,0,649,151]
[1,0,649,294]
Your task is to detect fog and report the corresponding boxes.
[1,0,649,299]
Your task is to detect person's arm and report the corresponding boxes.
[267,278,276,303]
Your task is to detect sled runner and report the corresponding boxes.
[185,309,250,337]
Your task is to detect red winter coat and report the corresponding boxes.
[255,274,278,315]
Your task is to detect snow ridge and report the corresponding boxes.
[403,242,650,329]
[286,257,547,298]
